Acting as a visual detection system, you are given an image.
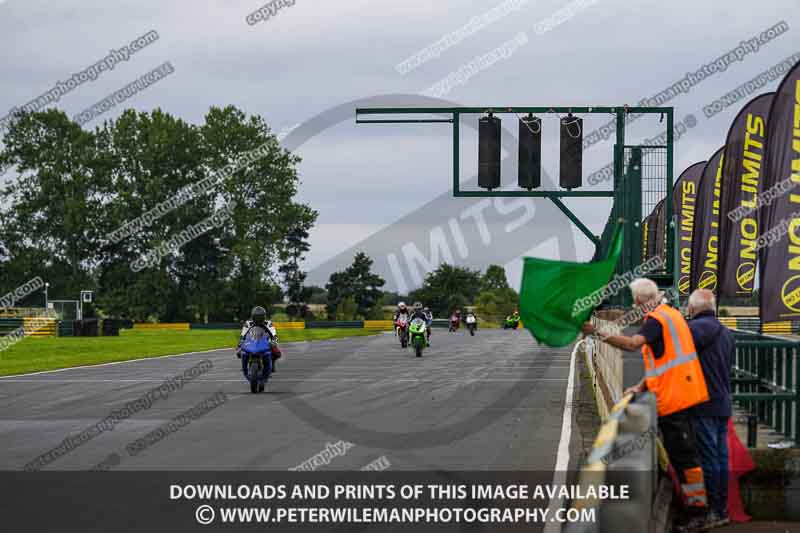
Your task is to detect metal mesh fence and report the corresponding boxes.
[624,145,669,272]
[50,300,79,320]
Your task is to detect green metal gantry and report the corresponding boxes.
[356,106,676,294]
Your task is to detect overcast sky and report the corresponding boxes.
[1,0,797,290]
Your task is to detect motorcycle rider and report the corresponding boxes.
[394,301,410,335]
[505,310,520,330]
[449,309,461,331]
[237,306,282,377]
[465,311,477,330]
[407,302,429,346]
[423,306,434,346]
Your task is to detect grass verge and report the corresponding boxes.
[0,328,382,377]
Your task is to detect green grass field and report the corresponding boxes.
[0,328,382,377]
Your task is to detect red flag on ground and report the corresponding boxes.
[727,418,755,522]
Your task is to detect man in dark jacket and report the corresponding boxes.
[687,289,734,528]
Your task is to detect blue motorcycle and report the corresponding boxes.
[238,326,273,394]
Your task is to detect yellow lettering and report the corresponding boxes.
[746,113,765,136]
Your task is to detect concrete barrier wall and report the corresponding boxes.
[565,393,660,533]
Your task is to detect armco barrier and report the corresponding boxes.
[189,321,306,330]
[305,321,360,329]
[190,323,240,330]
[273,321,306,330]
[133,323,190,331]
[363,320,394,330]
[0,318,24,336]
[58,320,76,337]
[566,392,660,532]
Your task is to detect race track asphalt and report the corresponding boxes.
[0,328,580,472]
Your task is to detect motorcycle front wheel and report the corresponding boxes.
[248,360,263,393]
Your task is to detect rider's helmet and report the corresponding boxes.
[423,306,430,312]
[413,302,423,311]
[398,301,407,311]
[251,306,267,325]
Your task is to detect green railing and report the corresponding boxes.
[731,328,800,446]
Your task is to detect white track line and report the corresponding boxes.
[0,347,231,379]
[0,336,383,380]
[542,338,582,533]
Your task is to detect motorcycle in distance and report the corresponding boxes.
[409,317,427,357]
[504,313,520,330]
[238,326,274,394]
[448,312,460,332]
[396,316,409,348]
[465,313,477,336]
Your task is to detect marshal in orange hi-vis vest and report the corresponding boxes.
[642,304,709,417]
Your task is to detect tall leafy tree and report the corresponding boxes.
[279,225,312,318]
[201,106,316,320]
[325,252,385,319]
[0,109,104,300]
[482,264,510,291]
[94,109,216,321]
[0,105,315,322]
[409,264,482,316]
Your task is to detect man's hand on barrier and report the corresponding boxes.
[623,380,645,397]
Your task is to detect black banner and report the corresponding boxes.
[691,147,726,293]
[760,59,800,322]
[673,162,706,295]
[643,210,658,261]
[719,93,774,299]
[655,199,666,265]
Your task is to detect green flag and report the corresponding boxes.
[519,224,623,347]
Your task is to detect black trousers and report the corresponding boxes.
[658,409,701,482]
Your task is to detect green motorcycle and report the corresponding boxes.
[409,317,427,357]
[504,314,520,330]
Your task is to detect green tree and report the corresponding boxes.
[482,264,510,291]
[325,252,385,319]
[409,264,482,316]
[0,105,315,322]
[336,296,358,321]
[279,226,312,318]
[307,286,328,304]
[200,105,316,320]
[0,109,103,301]
[476,287,519,322]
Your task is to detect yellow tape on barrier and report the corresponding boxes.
[363,320,394,330]
[272,322,305,330]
